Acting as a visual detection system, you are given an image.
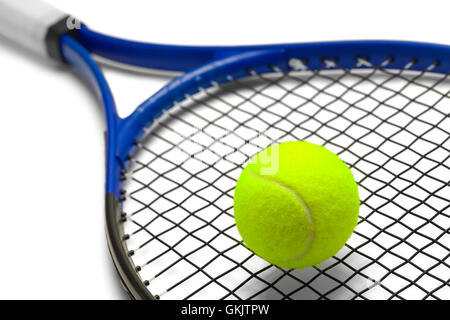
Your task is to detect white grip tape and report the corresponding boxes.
[0,0,67,58]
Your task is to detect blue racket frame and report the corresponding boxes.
[58,26,450,299]
[60,26,450,198]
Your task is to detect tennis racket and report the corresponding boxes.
[0,0,449,300]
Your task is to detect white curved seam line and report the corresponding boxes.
[248,172,314,261]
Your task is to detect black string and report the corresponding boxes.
[122,59,450,300]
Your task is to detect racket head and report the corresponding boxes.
[61,32,450,300]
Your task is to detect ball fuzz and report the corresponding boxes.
[234,141,359,269]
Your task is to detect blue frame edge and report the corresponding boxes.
[61,29,450,197]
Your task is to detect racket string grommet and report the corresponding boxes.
[355,56,372,68]
[156,290,167,299]
[246,68,257,76]
[322,57,339,69]
[404,58,418,70]
[380,57,394,67]
[120,169,128,182]
[288,58,308,71]
[268,64,282,73]
[211,80,221,88]
[427,61,440,71]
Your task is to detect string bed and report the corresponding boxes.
[121,59,450,300]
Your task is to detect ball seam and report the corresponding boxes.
[248,171,314,262]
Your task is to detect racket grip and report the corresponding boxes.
[0,0,74,59]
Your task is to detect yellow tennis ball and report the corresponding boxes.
[234,141,359,269]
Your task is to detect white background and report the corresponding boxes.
[0,0,448,299]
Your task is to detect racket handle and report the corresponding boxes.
[0,0,74,59]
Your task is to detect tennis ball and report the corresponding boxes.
[233,141,359,269]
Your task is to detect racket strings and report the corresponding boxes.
[122,59,450,300]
